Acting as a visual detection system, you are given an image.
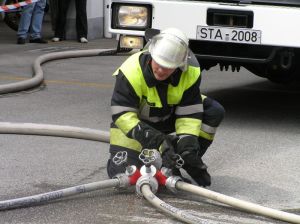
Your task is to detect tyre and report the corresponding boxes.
[245,50,300,84]
[266,69,299,84]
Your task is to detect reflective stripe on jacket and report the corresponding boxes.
[110,51,203,152]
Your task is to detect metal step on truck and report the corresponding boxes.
[107,0,300,84]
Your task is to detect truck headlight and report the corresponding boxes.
[120,36,144,49]
[112,4,152,30]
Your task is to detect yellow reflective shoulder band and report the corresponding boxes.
[110,128,142,152]
[181,66,201,89]
[112,52,143,76]
[115,112,140,134]
[201,94,207,100]
[175,118,202,136]
[113,51,145,100]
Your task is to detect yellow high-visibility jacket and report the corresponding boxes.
[110,51,203,153]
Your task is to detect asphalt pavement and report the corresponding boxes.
[0,20,299,224]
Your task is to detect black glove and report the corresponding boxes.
[176,135,211,187]
[128,122,165,149]
[176,135,202,167]
[184,164,211,187]
[159,135,179,169]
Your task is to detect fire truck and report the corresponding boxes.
[108,0,300,83]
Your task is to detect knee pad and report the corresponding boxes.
[203,97,225,126]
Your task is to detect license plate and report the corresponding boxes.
[196,26,261,45]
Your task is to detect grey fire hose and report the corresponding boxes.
[0,179,120,210]
[141,184,211,224]
[0,48,300,224]
[176,181,300,224]
[0,48,117,94]
[0,122,109,142]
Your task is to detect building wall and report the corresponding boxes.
[65,0,105,40]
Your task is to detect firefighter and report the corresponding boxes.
[106,28,225,187]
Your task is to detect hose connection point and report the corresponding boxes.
[139,149,162,169]
[113,173,131,189]
[112,151,138,176]
[166,176,182,194]
[174,154,184,169]
[136,175,159,196]
[140,165,157,176]
[139,149,160,176]
[160,167,173,178]
[125,165,137,176]
[112,151,128,166]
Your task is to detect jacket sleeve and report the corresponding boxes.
[175,75,203,137]
[111,69,140,133]
[111,70,165,149]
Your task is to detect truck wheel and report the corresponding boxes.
[267,71,297,84]
[246,63,299,84]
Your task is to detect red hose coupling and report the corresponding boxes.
[155,170,167,186]
[128,168,141,185]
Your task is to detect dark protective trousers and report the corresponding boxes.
[54,0,87,39]
[107,97,225,178]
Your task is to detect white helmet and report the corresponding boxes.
[148,28,189,69]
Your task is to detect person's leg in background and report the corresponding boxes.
[53,0,71,41]
[29,0,47,43]
[75,0,88,43]
[17,3,35,44]
[49,0,59,32]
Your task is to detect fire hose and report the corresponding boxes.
[0,49,299,223]
[176,181,300,224]
[0,179,120,210]
[0,48,117,94]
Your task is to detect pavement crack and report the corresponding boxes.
[77,166,107,183]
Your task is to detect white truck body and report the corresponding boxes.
[108,0,300,83]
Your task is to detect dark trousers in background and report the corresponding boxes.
[54,0,87,40]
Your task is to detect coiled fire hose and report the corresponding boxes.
[0,49,299,224]
[0,48,117,94]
